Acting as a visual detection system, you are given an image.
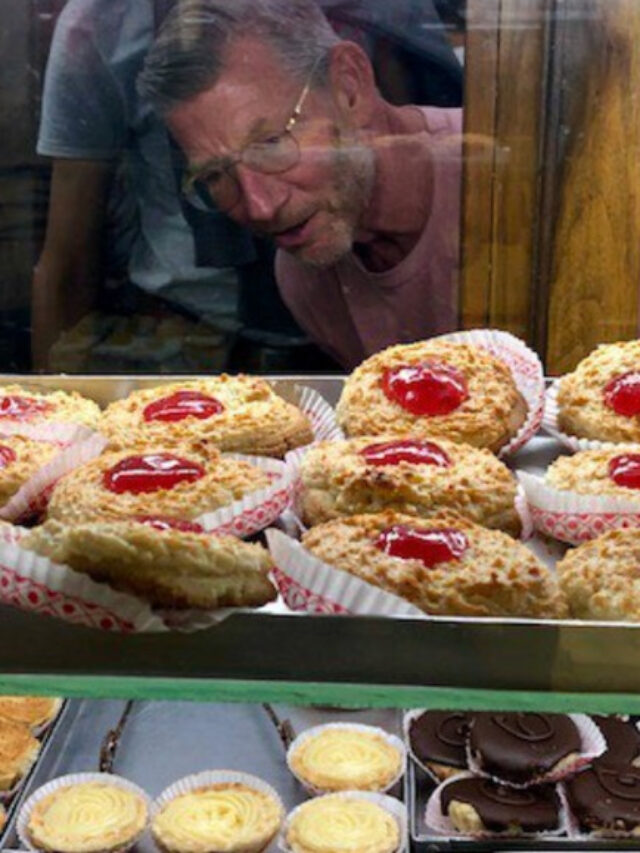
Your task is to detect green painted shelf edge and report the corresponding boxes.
[2,675,640,714]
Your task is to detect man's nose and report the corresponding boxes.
[234,165,289,224]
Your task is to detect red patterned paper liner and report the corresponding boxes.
[542,381,627,453]
[289,385,343,442]
[0,420,96,445]
[271,566,348,615]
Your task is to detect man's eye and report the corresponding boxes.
[203,170,224,187]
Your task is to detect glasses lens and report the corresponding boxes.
[244,133,300,174]
[185,173,239,214]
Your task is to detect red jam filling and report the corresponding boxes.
[0,445,16,469]
[0,395,53,421]
[375,524,469,568]
[134,515,205,533]
[381,363,469,416]
[608,454,640,489]
[104,453,206,494]
[143,390,224,423]
[603,372,640,417]
[360,438,451,468]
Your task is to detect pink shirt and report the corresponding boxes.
[276,107,462,370]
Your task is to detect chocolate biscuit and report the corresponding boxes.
[566,763,640,835]
[592,715,640,766]
[409,711,472,779]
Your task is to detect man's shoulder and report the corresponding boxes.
[54,0,152,46]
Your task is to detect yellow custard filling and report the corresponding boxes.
[290,728,402,792]
[152,783,283,853]
[28,782,147,853]
[286,796,400,853]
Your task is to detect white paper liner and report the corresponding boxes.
[467,713,606,789]
[0,420,97,446]
[431,328,545,458]
[151,769,285,849]
[424,771,569,839]
[194,453,293,537]
[286,722,406,796]
[0,434,107,523]
[0,523,28,545]
[17,772,152,853]
[518,469,640,544]
[287,384,343,443]
[403,709,470,784]
[279,790,408,853]
[542,380,628,453]
[267,528,423,618]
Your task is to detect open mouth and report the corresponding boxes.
[272,214,315,249]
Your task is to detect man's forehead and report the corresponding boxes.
[219,35,293,92]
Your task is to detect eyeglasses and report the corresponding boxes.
[182,60,320,214]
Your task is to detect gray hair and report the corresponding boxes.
[138,0,341,114]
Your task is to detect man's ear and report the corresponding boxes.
[328,41,376,126]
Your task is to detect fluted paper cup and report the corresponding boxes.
[267,528,423,618]
[0,420,97,446]
[0,434,107,523]
[0,522,28,545]
[286,722,406,796]
[519,470,640,544]
[288,385,343,443]
[17,772,152,853]
[279,791,407,853]
[542,381,625,452]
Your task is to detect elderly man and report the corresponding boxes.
[139,0,462,369]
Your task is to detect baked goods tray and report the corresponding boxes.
[0,699,404,851]
[3,373,640,708]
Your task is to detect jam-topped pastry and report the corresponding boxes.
[409,711,473,780]
[0,696,62,733]
[99,376,313,458]
[22,519,276,610]
[439,776,561,835]
[301,511,567,619]
[558,528,640,621]
[546,446,640,500]
[469,712,581,785]
[566,763,640,836]
[0,434,59,506]
[46,444,271,526]
[336,340,527,453]
[557,341,640,442]
[0,384,100,430]
[592,716,640,766]
[298,436,521,535]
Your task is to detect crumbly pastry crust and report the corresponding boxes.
[22,519,276,610]
[557,341,640,441]
[99,376,313,457]
[0,697,62,731]
[27,781,148,853]
[546,446,640,499]
[285,795,400,853]
[0,718,40,791]
[0,434,60,505]
[336,341,527,452]
[0,384,100,428]
[302,511,568,619]
[151,783,283,853]
[299,436,520,535]
[557,529,640,620]
[46,444,272,525]
[289,727,402,792]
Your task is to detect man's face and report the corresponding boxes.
[167,38,374,267]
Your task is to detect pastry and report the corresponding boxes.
[0,435,59,506]
[289,725,402,792]
[99,377,313,457]
[557,529,640,621]
[439,776,561,835]
[546,446,640,499]
[557,340,640,442]
[592,715,640,766]
[565,763,640,836]
[299,436,520,535]
[22,519,276,610]
[46,445,272,526]
[336,340,527,453]
[0,384,100,429]
[469,712,581,785]
[408,711,473,780]
[0,696,62,732]
[301,511,568,619]
[151,782,283,853]
[0,803,5,832]
[285,794,400,853]
[27,779,148,852]
[0,717,40,791]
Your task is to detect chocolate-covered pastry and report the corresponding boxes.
[470,712,581,784]
[592,715,640,766]
[409,711,473,780]
[440,776,561,835]
[566,763,640,835]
